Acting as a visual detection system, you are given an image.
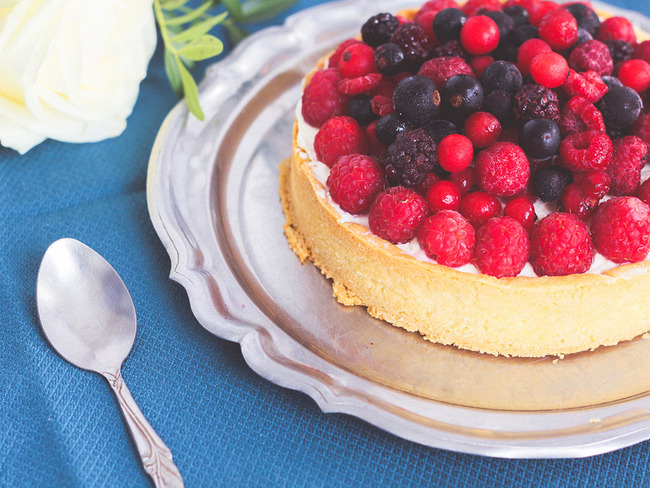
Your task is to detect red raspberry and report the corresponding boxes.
[327,154,384,214]
[559,182,599,220]
[528,1,560,26]
[475,142,530,197]
[417,210,476,267]
[417,57,475,89]
[568,40,614,76]
[562,70,608,103]
[559,130,613,173]
[462,0,502,16]
[368,186,429,244]
[529,212,594,276]
[637,179,650,206]
[450,166,478,196]
[631,112,650,155]
[464,111,501,148]
[517,38,552,76]
[459,191,502,227]
[337,73,383,95]
[460,16,500,56]
[426,180,461,212]
[580,171,610,199]
[617,59,650,93]
[598,16,636,44]
[364,121,385,158]
[314,116,368,167]
[591,197,650,263]
[607,136,648,196]
[558,96,606,137]
[475,217,530,278]
[538,8,577,51]
[437,134,473,172]
[504,196,536,231]
[328,39,361,68]
[470,55,494,78]
[301,69,348,128]
[370,95,394,117]
[338,43,377,79]
[530,51,569,89]
[634,40,650,64]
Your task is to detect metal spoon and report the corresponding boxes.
[36,238,183,488]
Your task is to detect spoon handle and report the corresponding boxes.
[104,370,184,488]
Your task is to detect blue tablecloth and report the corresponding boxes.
[3,1,650,486]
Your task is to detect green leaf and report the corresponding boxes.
[165,1,213,26]
[177,34,224,60]
[222,0,244,22]
[160,0,190,10]
[240,0,297,23]
[170,11,228,44]
[164,50,183,97]
[223,21,249,45]
[178,62,204,120]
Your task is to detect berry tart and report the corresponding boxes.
[279,0,650,357]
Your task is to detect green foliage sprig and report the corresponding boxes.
[154,0,297,120]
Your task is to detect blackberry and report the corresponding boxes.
[519,118,561,160]
[393,75,441,128]
[347,94,378,126]
[421,119,459,144]
[532,166,573,202]
[481,60,523,93]
[381,128,438,187]
[361,13,399,48]
[433,8,466,44]
[512,84,560,123]
[375,113,410,146]
[597,85,643,131]
[430,40,468,59]
[442,74,484,121]
[390,22,431,70]
[483,90,512,123]
[564,3,600,37]
[374,43,405,75]
[604,39,634,64]
[502,5,529,27]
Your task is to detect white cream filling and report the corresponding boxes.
[295,100,649,277]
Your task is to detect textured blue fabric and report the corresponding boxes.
[2,1,650,486]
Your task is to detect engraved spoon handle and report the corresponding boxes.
[104,370,184,488]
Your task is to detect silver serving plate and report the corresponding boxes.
[147,0,650,458]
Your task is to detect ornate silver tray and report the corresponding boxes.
[147,0,650,458]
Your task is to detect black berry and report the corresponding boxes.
[520,118,561,160]
[597,85,643,131]
[433,8,466,44]
[348,94,378,126]
[532,166,573,202]
[565,3,600,38]
[374,43,405,75]
[375,113,410,146]
[393,75,441,127]
[390,22,432,70]
[604,39,634,64]
[503,5,529,27]
[381,128,437,187]
[442,74,484,121]
[481,60,523,93]
[421,119,459,144]
[513,84,560,123]
[483,90,513,123]
[361,13,399,48]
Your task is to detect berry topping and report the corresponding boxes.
[417,210,475,267]
[475,142,530,196]
[426,180,461,212]
[559,130,613,173]
[442,74,485,121]
[361,13,400,48]
[459,190,502,227]
[393,75,441,128]
[558,96,605,136]
[530,212,594,276]
[504,196,536,231]
[537,8,578,51]
[607,136,648,196]
[512,83,560,123]
[529,51,569,89]
[480,60,523,93]
[417,56,476,89]
[301,69,348,127]
[597,16,636,44]
[437,134,474,172]
[532,165,573,202]
[381,128,438,187]
[591,197,650,263]
[568,40,614,76]
[596,85,643,132]
[314,116,368,168]
[460,15,500,55]
[327,154,385,214]
[475,217,530,278]
[390,22,433,68]
[520,118,561,160]
[368,186,429,244]
[464,111,502,148]
[433,8,467,44]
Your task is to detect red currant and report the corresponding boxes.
[464,111,501,148]
[517,38,552,76]
[530,51,569,89]
[504,197,536,231]
[426,180,461,212]
[449,167,478,196]
[617,59,650,93]
[460,16,500,55]
[459,191,502,228]
[338,43,377,78]
[438,134,474,172]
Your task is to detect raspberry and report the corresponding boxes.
[529,212,594,276]
[517,38,552,76]
[338,43,377,78]
[459,190,502,227]
[597,16,636,44]
[337,73,383,95]
[530,51,569,88]
[580,171,610,199]
[464,111,501,148]
[638,179,650,206]
[437,134,473,172]
[368,186,429,244]
[538,8,578,51]
[512,84,560,123]
[426,180,461,212]
[417,57,475,89]
[558,96,606,136]
[361,13,400,48]
[591,197,650,263]
[460,15,500,56]
[559,130,613,173]
[559,182,599,220]
[504,196,536,231]
[390,22,433,69]
[417,210,475,267]
[327,154,385,214]
[630,112,650,155]
[562,70,608,103]
[475,142,529,196]
[301,69,348,128]
[370,95,394,117]
[617,59,650,93]
[381,128,437,187]
[430,40,470,59]
[568,40,614,76]
[607,136,648,196]
[364,121,385,157]
[475,217,530,278]
[314,116,368,168]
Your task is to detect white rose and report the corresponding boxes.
[0,0,156,154]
